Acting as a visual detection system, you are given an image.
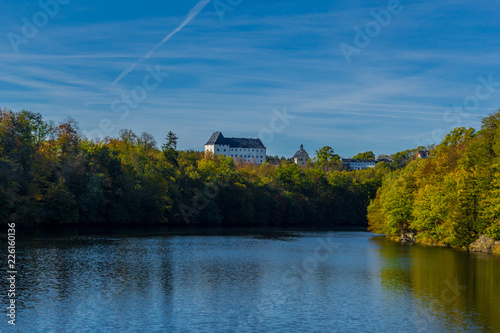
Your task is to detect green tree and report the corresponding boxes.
[315,146,339,165]
[162,131,179,166]
[0,108,399,229]
[353,151,375,159]
[389,149,414,169]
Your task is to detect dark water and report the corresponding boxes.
[2,229,500,332]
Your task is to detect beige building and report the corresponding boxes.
[293,144,309,167]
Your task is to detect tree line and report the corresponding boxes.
[368,110,500,248]
[0,108,412,228]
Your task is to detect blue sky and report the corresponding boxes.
[1,0,500,158]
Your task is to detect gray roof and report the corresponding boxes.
[342,158,377,163]
[293,150,309,159]
[293,144,308,158]
[205,132,266,149]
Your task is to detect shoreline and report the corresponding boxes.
[378,232,500,256]
[0,223,370,239]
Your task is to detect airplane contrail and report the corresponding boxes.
[112,0,212,84]
[84,0,211,107]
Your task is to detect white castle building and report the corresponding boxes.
[205,132,266,164]
[293,144,309,167]
[342,158,377,171]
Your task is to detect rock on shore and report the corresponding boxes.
[400,231,416,244]
[470,234,500,254]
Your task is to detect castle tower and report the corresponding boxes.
[293,144,309,167]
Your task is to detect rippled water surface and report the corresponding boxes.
[3,229,500,332]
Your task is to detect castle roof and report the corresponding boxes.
[342,158,377,163]
[205,132,266,149]
[293,144,309,158]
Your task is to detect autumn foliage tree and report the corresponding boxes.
[368,110,500,249]
[1,108,394,228]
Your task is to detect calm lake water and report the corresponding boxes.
[2,228,500,332]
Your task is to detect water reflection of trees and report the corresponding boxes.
[18,238,175,331]
[374,237,500,332]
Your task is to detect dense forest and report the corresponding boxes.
[0,108,414,228]
[368,110,500,249]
